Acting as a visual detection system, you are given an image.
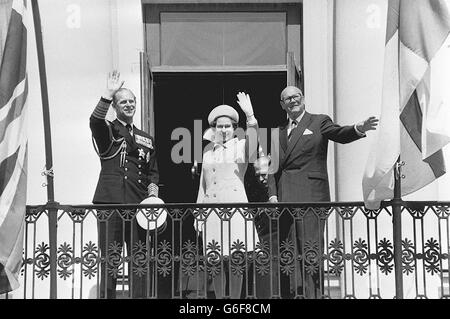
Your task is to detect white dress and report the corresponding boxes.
[196,137,260,256]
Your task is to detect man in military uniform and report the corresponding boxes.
[90,70,159,298]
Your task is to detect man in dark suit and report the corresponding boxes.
[266,86,378,298]
[90,70,159,298]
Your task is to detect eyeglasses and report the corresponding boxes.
[282,94,304,104]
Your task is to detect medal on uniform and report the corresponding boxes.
[138,148,146,160]
[135,135,153,149]
[146,151,150,163]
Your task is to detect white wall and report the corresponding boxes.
[334,0,387,201]
[27,0,144,206]
[303,0,336,200]
[19,0,449,299]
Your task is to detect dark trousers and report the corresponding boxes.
[180,222,271,299]
[258,210,325,299]
[182,259,272,299]
[98,211,148,299]
[211,259,273,299]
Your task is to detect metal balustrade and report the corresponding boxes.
[2,201,449,299]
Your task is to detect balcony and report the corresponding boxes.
[2,201,450,299]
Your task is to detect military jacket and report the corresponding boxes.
[90,98,159,204]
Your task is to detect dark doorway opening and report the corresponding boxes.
[153,72,287,203]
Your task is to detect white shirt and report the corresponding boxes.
[287,111,305,138]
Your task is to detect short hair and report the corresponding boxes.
[280,86,303,101]
[112,88,136,105]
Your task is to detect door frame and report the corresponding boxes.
[141,1,303,135]
[150,71,287,202]
[142,2,302,70]
[140,52,302,137]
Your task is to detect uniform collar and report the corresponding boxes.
[116,118,133,128]
[117,118,134,136]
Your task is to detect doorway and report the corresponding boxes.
[153,72,287,203]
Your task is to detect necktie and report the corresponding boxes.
[288,120,297,140]
[126,124,133,136]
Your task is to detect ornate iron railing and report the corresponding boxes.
[4,201,450,299]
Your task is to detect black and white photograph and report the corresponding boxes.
[1,0,450,309]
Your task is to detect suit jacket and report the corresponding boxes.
[90,99,159,204]
[268,112,363,202]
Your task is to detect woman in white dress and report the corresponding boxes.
[195,92,264,299]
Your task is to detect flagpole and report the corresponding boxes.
[392,156,404,298]
[30,0,58,299]
[391,0,404,299]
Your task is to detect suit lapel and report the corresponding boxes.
[282,112,312,165]
[276,122,288,165]
[279,122,288,153]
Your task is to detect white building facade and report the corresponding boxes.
[9,0,450,298]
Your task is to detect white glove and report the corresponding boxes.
[236,92,254,118]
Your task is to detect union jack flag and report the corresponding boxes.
[0,0,28,294]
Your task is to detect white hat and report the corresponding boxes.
[207,104,239,125]
[137,197,167,231]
